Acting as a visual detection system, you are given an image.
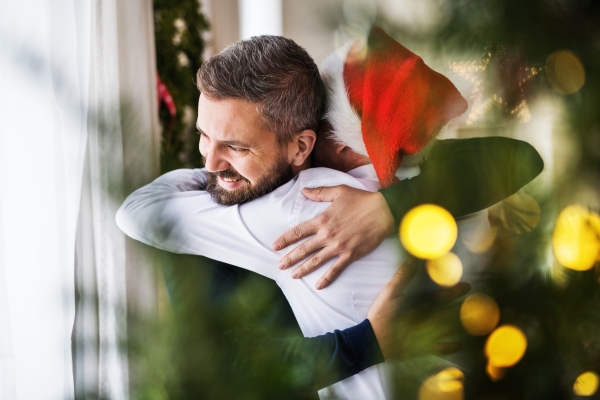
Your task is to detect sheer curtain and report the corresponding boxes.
[0,1,90,398]
[0,1,158,399]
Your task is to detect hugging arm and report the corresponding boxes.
[252,321,383,392]
[116,168,285,279]
[380,137,544,225]
[214,256,467,393]
[160,251,384,394]
[274,137,544,288]
[163,253,465,395]
[118,170,384,391]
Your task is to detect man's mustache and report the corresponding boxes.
[201,155,249,183]
[209,169,249,183]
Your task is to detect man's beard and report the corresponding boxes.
[205,154,295,206]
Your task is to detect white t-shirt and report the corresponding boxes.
[116,164,488,399]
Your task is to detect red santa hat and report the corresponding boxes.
[321,28,468,188]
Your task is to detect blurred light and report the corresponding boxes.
[419,367,464,400]
[592,214,600,261]
[426,252,463,287]
[545,50,585,95]
[461,222,497,253]
[485,325,527,367]
[574,371,599,396]
[552,205,600,271]
[448,56,539,125]
[497,192,541,234]
[377,0,451,35]
[486,362,506,382]
[436,367,465,392]
[460,293,500,336]
[177,52,190,67]
[401,204,457,259]
[174,18,186,31]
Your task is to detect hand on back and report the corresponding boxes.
[272,184,395,289]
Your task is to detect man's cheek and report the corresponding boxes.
[230,162,252,184]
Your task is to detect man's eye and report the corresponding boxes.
[229,145,246,153]
[198,131,209,140]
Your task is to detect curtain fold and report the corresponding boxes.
[1,1,158,399]
[0,1,91,399]
[84,1,130,398]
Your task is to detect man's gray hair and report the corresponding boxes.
[197,35,325,143]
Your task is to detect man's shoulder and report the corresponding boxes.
[297,167,369,191]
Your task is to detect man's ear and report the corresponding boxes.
[290,130,316,166]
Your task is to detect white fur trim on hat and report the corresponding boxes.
[320,45,437,167]
[321,45,368,158]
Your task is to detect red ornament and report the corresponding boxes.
[156,72,177,119]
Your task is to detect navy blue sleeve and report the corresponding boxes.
[160,251,384,394]
[254,319,384,391]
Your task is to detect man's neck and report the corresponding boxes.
[343,157,371,173]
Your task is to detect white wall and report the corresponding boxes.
[239,0,282,39]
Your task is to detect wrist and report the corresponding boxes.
[373,192,395,236]
[367,316,392,360]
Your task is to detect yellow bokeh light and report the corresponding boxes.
[461,222,497,253]
[419,368,464,400]
[486,362,506,382]
[401,204,458,259]
[545,50,585,95]
[485,325,527,367]
[426,252,463,287]
[437,368,465,392]
[494,192,541,234]
[552,205,600,271]
[591,213,600,262]
[574,371,599,396]
[460,293,500,336]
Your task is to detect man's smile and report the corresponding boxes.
[217,175,245,190]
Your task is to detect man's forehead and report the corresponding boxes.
[197,94,276,145]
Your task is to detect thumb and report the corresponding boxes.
[388,256,419,295]
[302,186,340,202]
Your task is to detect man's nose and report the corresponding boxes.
[203,144,229,172]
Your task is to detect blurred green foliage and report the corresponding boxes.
[129,254,322,400]
[379,1,600,397]
[133,1,600,399]
[383,0,600,176]
[154,0,208,173]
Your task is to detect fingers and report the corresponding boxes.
[314,254,352,290]
[435,341,463,355]
[434,282,472,303]
[435,303,462,326]
[288,247,337,279]
[302,185,347,202]
[387,256,419,296]
[272,219,318,251]
[278,238,323,270]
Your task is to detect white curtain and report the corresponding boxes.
[73,0,160,398]
[0,1,90,399]
[0,1,158,399]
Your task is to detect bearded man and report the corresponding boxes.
[117,30,543,398]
